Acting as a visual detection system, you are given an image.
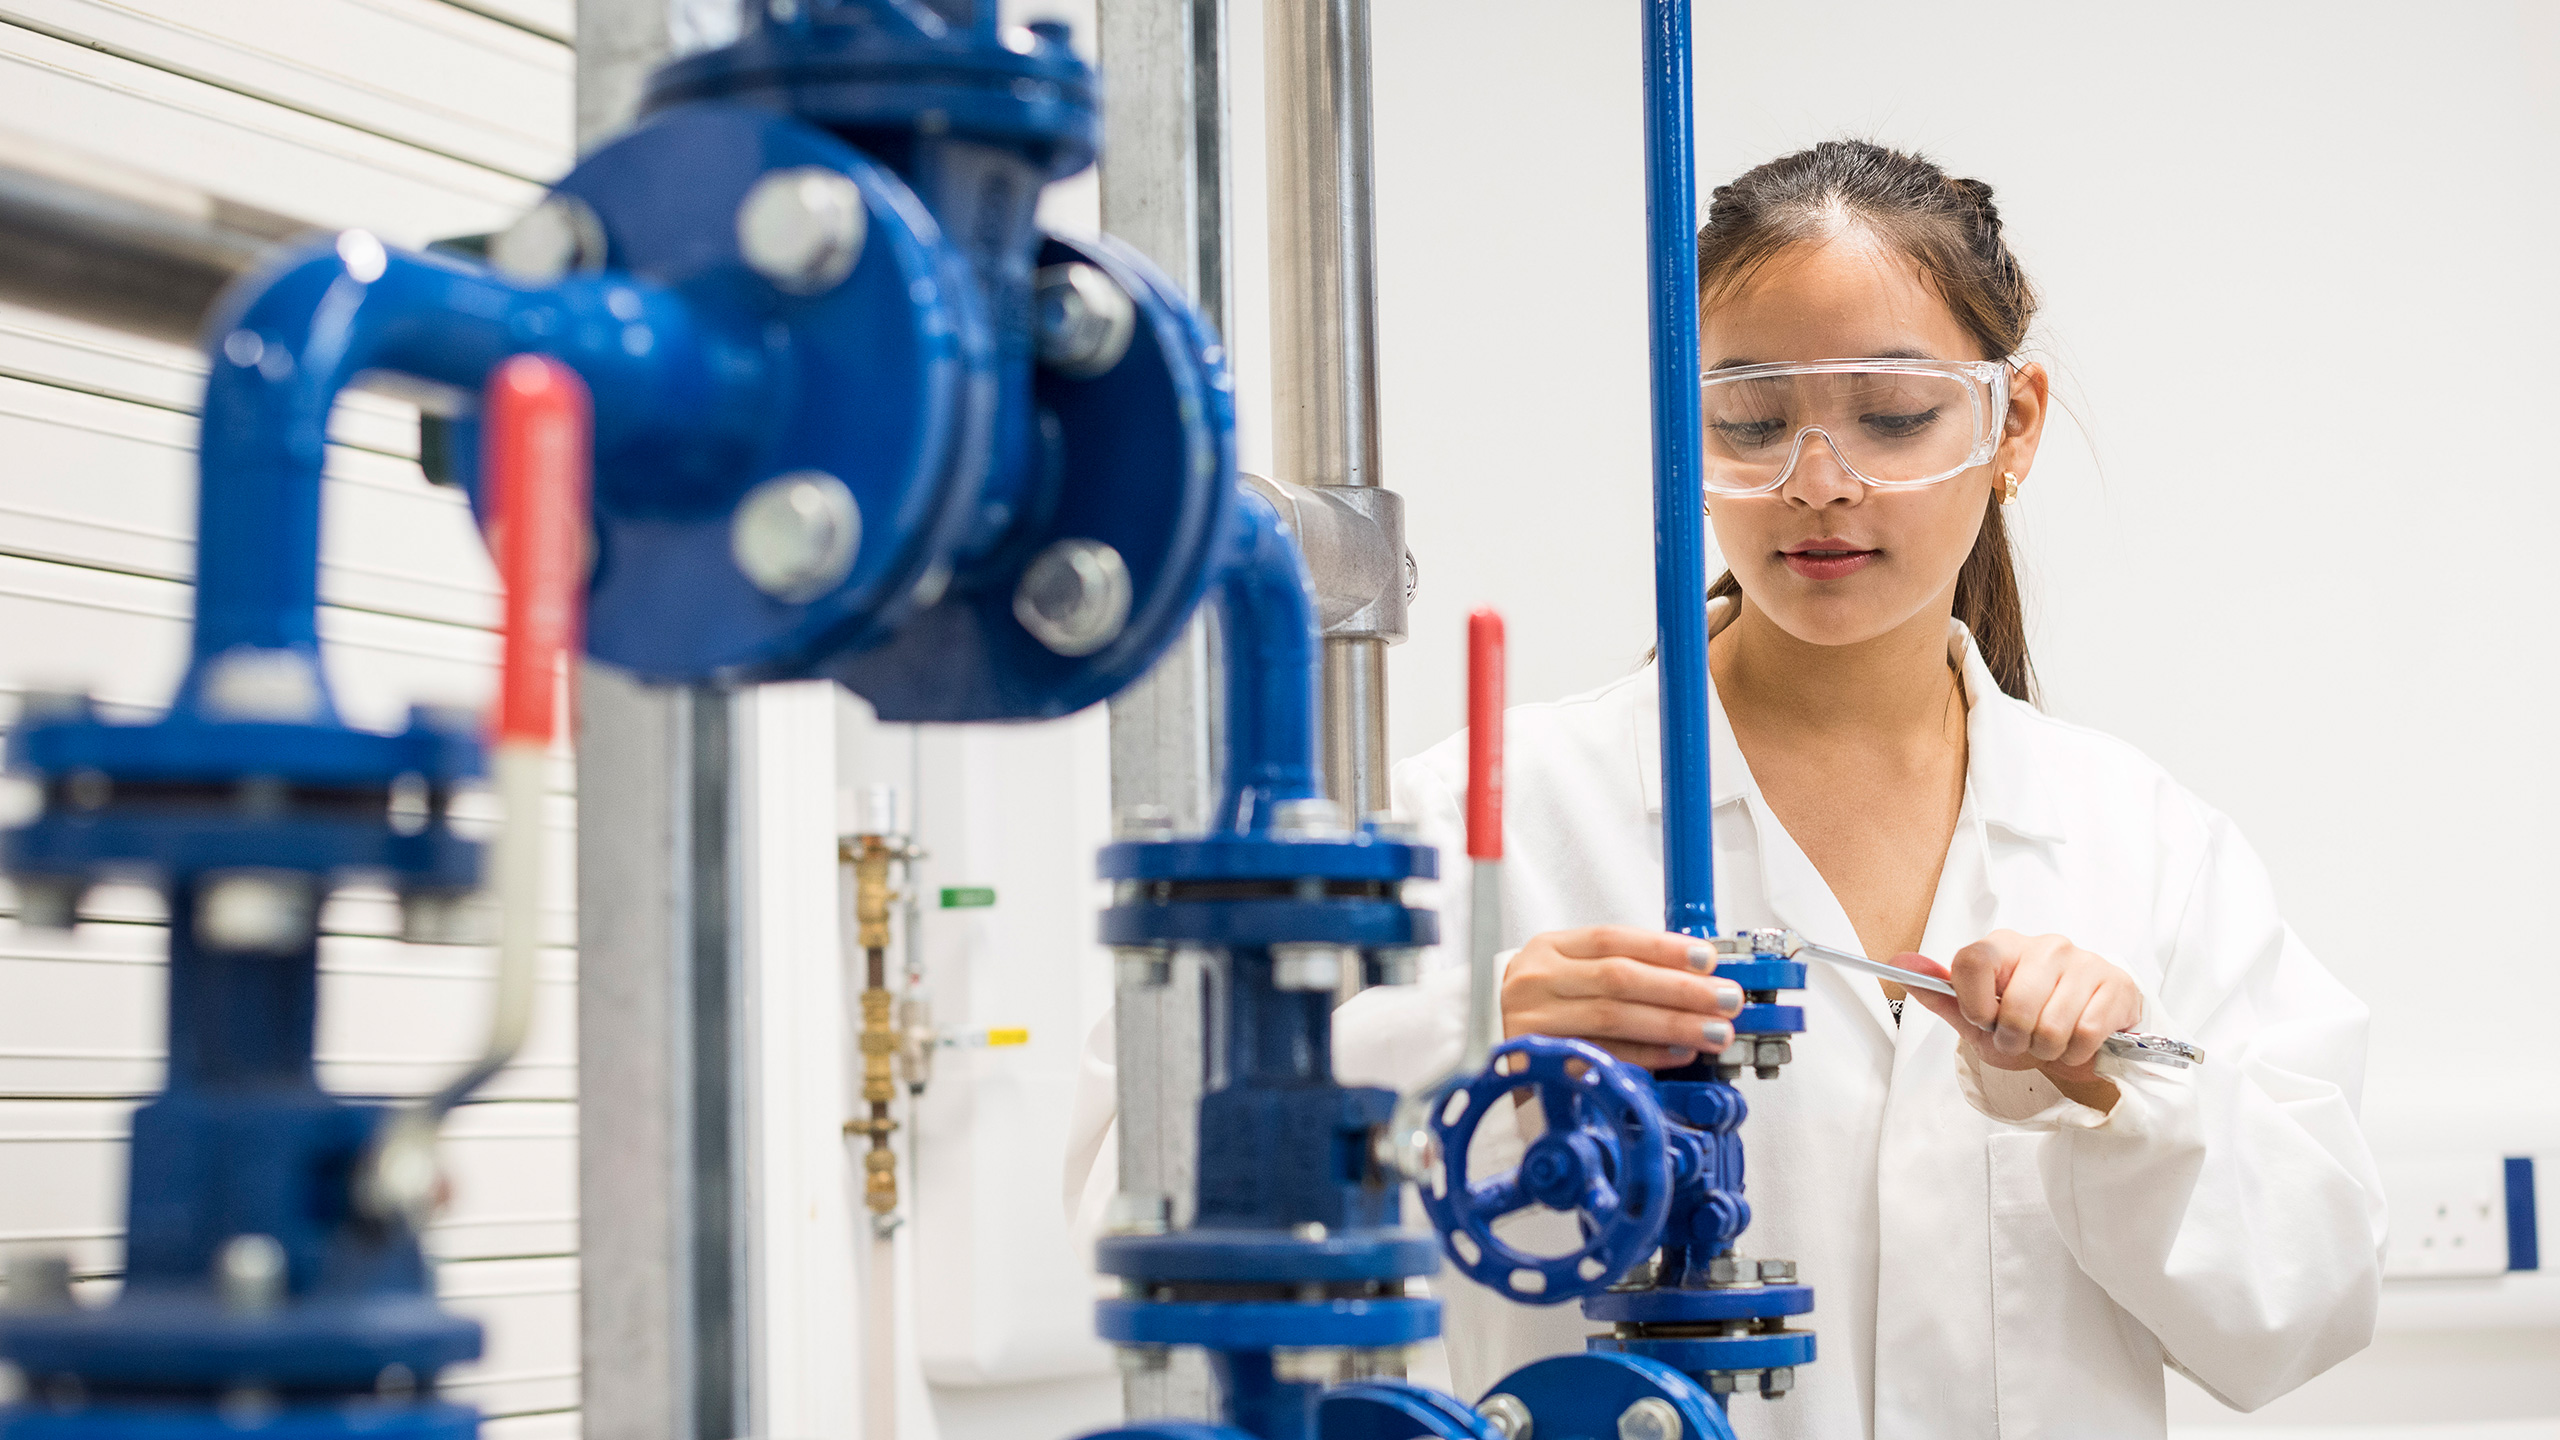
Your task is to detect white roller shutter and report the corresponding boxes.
[0,4,579,1435]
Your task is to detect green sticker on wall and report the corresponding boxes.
[940,886,996,909]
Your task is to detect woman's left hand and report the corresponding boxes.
[1894,929,2142,1111]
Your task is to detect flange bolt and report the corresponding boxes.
[491,193,608,285]
[1478,1393,1533,1440]
[732,471,861,603]
[1034,263,1137,378]
[1616,1397,1683,1440]
[197,870,317,955]
[1014,539,1131,656]
[737,167,867,295]
[217,1234,287,1314]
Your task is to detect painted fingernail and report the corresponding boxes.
[1701,1019,1733,1049]
[1666,1047,1697,1065]
[1714,981,1744,1016]
[1686,943,1716,972]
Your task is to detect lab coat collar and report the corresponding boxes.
[1631,605,2068,848]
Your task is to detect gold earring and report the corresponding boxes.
[2001,471,2021,505]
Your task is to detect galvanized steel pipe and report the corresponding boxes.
[1264,0,1392,820]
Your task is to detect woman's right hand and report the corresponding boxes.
[1500,926,1745,1070]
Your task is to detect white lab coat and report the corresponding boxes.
[1068,612,2386,1439]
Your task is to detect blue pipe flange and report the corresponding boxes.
[1095,1297,1441,1351]
[1318,1382,1501,1440]
[472,99,991,682]
[1420,1037,1671,1305]
[0,1401,479,1440]
[1479,1353,1734,1440]
[827,231,1237,719]
[1074,1426,1259,1440]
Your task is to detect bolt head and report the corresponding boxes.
[1268,797,1348,841]
[1756,1257,1797,1284]
[737,167,867,295]
[1616,1396,1683,1440]
[732,470,861,603]
[1704,1252,1756,1287]
[216,1234,287,1314]
[1478,1393,1533,1440]
[1368,947,1421,986]
[1761,1366,1796,1398]
[1103,1191,1173,1236]
[491,193,607,285]
[1034,262,1137,378]
[1013,539,1131,656]
[196,870,317,955]
[1271,943,1348,992]
[1114,946,1172,989]
[1113,804,1176,840]
[1114,1344,1171,1375]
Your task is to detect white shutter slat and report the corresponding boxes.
[0,22,540,246]
[0,374,500,630]
[0,0,570,181]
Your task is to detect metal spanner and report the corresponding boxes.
[1731,928,2206,1069]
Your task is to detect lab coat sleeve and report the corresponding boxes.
[1952,808,2387,1410]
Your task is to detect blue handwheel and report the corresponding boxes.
[1417,1035,1671,1304]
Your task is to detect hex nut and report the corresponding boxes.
[1761,1366,1796,1398]
[736,167,867,295]
[1103,1192,1173,1236]
[216,1234,287,1314]
[1268,797,1348,841]
[732,471,861,603]
[1272,943,1349,993]
[491,193,608,285]
[1114,1345,1171,1375]
[1114,946,1172,989]
[1478,1393,1533,1440]
[1616,1396,1682,1440]
[1033,262,1137,378]
[196,871,318,955]
[1756,1257,1797,1284]
[1013,539,1131,657]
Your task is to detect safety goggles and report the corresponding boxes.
[1698,358,2011,497]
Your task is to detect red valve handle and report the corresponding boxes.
[483,355,591,747]
[1467,608,1504,860]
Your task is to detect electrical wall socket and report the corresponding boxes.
[2382,1155,2511,1278]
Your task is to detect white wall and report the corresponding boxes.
[0,4,580,1434]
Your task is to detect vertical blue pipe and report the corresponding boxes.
[1213,490,1324,834]
[1642,0,1716,938]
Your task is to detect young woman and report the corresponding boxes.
[1333,142,2385,1436]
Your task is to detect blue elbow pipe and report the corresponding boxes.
[182,232,769,720]
[1642,0,1716,939]
[1214,489,1324,834]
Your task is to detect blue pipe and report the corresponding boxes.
[1213,489,1324,834]
[1641,0,1716,939]
[183,233,771,720]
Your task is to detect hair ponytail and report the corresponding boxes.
[1695,140,2041,704]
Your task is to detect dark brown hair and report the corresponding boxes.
[1697,140,2039,703]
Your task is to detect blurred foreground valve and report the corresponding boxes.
[0,3,1233,1435]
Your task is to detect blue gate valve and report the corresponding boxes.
[1417,1036,1674,1304]
[0,3,1237,1437]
